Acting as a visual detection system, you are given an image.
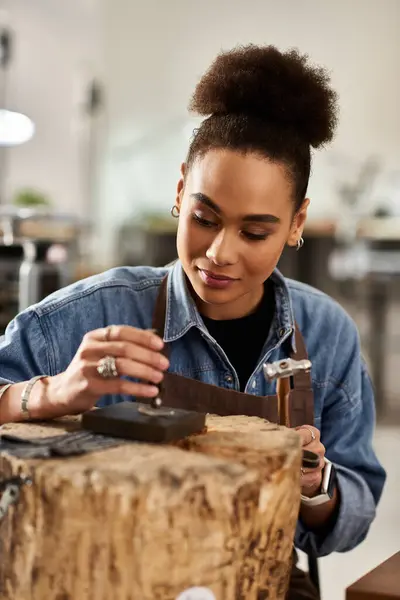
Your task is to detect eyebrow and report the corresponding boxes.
[190,192,281,224]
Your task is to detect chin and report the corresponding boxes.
[197,288,233,305]
[191,275,238,304]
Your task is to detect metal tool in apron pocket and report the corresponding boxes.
[263,358,320,470]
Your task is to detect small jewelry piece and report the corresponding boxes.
[301,426,316,444]
[170,205,180,218]
[151,396,163,409]
[296,237,304,251]
[300,467,306,476]
[97,355,118,379]
[21,375,48,421]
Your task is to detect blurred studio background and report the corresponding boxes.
[0,0,399,597]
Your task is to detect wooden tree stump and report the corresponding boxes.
[0,415,302,600]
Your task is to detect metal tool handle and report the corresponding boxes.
[263,358,312,429]
[263,358,319,469]
[276,377,291,428]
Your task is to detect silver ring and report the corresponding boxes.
[302,426,316,443]
[97,355,118,379]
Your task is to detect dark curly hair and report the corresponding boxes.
[186,44,338,211]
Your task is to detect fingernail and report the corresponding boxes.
[149,386,159,396]
[160,357,169,369]
[151,336,164,350]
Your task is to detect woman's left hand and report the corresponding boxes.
[295,425,326,497]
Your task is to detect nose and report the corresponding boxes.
[206,229,238,266]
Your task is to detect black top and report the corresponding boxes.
[202,281,275,392]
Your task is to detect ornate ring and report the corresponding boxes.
[97,355,118,379]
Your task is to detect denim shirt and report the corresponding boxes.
[0,260,386,557]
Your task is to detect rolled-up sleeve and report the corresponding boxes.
[295,339,386,556]
[0,309,50,386]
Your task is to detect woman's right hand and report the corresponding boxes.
[43,326,169,417]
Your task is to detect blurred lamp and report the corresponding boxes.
[0,109,35,146]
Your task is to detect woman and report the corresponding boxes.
[0,45,386,598]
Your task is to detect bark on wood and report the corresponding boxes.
[0,415,302,600]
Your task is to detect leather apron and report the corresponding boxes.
[152,276,319,600]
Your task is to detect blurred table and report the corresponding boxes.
[281,217,400,419]
[304,217,400,241]
[346,552,400,599]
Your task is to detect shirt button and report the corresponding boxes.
[224,374,233,384]
[252,380,257,389]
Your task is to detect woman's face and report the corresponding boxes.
[176,149,309,319]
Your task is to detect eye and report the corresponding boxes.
[192,213,217,228]
[242,231,269,241]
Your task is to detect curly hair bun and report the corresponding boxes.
[189,44,338,149]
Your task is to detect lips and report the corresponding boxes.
[200,269,236,281]
[197,268,238,290]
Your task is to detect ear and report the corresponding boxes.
[176,162,187,209]
[287,198,310,247]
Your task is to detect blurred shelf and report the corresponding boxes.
[305,217,400,241]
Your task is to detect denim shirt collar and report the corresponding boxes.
[165,261,297,352]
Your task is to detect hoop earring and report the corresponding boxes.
[296,237,304,251]
[170,205,180,218]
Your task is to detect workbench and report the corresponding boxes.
[0,415,302,600]
[346,552,400,599]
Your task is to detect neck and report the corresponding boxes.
[195,285,265,320]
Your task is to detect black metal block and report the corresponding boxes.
[81,402,206,443]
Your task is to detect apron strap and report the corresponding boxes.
[152,275,169,357]
[290,324,313,391]
[289,324,314,425]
